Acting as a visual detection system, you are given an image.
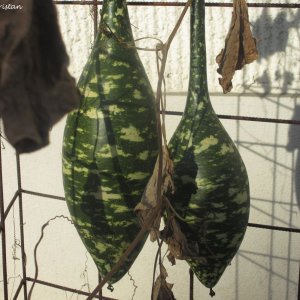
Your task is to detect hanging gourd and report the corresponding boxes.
[167,0,250,291]
[62,0,158,284]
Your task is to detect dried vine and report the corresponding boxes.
[28,215,73,300]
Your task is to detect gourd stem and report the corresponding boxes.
[186,0,211,112]
[100,0,134,43]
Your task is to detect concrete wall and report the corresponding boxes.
[1,1,300,300]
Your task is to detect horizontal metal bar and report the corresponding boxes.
[21,190,65,201]
[164,110,300,124]
[218,114,300,125]
[20,189,300,234]
[248,223,300,233]
[26,277,118,300]
[4,191,19,219]
[54,1,300,8]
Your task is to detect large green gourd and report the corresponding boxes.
[62,0,158,283]
[168,0,250,289]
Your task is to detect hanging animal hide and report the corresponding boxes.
[0,0,79,153]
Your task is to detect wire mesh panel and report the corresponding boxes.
[0,1,300,299]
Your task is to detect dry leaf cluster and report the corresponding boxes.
[216,0,258,93]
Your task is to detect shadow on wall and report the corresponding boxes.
[253,8,300,60]
[233,7,300,300]
[252,7,300,96]
[252,7,300,212]
[286,105,300,211]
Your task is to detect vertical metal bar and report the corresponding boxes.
[16,153,28,299]
[0,136,9,300]
[189,268,194,300]
[98,273,103,299]
[298,261,300,300]
[94,1,101,299]
[93,0,99,39]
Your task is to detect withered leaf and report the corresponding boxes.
[135,146,174,242]
[216,0,258,93]
[152,274,176,300]
[161,216,206,262]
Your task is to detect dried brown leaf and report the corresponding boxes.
[135,146,174,242]
[216,0,258,93]
[161,216,204,262]
[152,275,176,300]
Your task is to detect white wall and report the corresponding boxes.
[1,2,300,300]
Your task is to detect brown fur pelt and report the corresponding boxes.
[0,0,80,153]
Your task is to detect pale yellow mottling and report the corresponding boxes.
[116,148,131,157]
[195,136,218,153]
[138,151,149,160]
[101,186,112,192]
[196,177,221,190]
[103,80,118,94]
[110,205,129,214]
[82,143,95,150]
[133,89,143,99]
[115,7,124,16]
[232,191,248,204]
[189,203,200,209]
[120,126,144,142]
[84,86,98,98]
[99,151,115,158]
[98,144,116,158]
[102,191,122,200]
[75,218,92,228]
[109,105,125,115]
[74,166,88,175]
[197,102,204,110]
[95,242,108,252]
[112,61,130,68]
[107,74,124,80]
[85,108,103,119]
[62,165,72,176]
[125,83,133,88]
[219,143,235,155]
[127,172,149,180]
[90,76,98,83]
[191,91,198,101]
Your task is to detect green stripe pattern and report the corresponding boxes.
[62,0,158,284]
[168,0,250,289]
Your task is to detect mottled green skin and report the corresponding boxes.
[62,0,158,284]
[168,0,250,289]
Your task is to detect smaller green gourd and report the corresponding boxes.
[62,0,158,284]
[167,0,250,289]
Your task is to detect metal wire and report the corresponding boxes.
[16,153,28,299]
[26,277,117,300]
[0,137,9,300]
[164,111,300,125]
[54,0,300,8]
